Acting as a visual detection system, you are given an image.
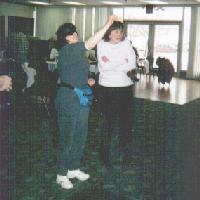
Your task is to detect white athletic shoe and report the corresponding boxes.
[67,169,90,181]
[56,175,73,190]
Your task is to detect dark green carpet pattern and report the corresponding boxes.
[7,97,200,200]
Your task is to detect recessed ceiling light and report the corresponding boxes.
[143,0,168,4]
[64,1,86,5]
[101,1,123,5]
[29,1,50,5]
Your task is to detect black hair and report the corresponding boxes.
[56,23,77,49]
[103,21,125,42]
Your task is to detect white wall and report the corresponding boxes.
[36,6,73,40]
[0,3,112,41]
[0,3,112,40]
[35,6,112,40]
[0,2,34,17]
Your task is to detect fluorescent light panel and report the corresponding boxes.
[64,1,86,5]
[143,0,168,4]
[29,1,50,5]
[101,1,123,5]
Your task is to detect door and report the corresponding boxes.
[127,24,149,59]
[126,22,181,72]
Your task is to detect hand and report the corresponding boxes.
[108,15,121,25]
[0,75,12,92]
[101,56,110,63]
[87,78,95,87]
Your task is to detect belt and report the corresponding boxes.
[58,82,74,89]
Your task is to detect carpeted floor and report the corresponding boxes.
[3,95,200,200]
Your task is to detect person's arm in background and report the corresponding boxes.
[85,15,119,50]
[0,75,12,91]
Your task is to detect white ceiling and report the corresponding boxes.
[7,0,200,6]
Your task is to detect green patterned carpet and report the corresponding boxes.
[5,96,200,200]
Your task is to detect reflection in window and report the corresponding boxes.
[127,24,149,58]
[113,6,191,72]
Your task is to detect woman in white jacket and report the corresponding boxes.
[97,21,136,168]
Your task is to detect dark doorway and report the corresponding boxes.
[0,16,5,49]
[8,16,34,36]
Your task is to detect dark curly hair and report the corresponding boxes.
[156,57,175,84]
[103,21,125,42]
[56,23,77,48]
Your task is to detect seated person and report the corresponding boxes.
[50,48,59,61]
[21,62,36,92]
[46,48,59,72]
[146,55,154,72]
[156,57,174,85]
[87,50,98,79]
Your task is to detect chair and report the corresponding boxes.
[137,58,146,75]
[146,55,158,77]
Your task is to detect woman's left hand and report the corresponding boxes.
[101,56,110,63]
[88,78,95,86]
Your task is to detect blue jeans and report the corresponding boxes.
[55,88,89,175]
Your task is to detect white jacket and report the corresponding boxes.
[97,38,136,87]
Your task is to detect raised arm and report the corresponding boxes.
[85,15,119,50]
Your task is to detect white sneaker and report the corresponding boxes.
[56,175,73,189]
[67,169,90,181]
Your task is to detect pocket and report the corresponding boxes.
[74,86,93,107]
